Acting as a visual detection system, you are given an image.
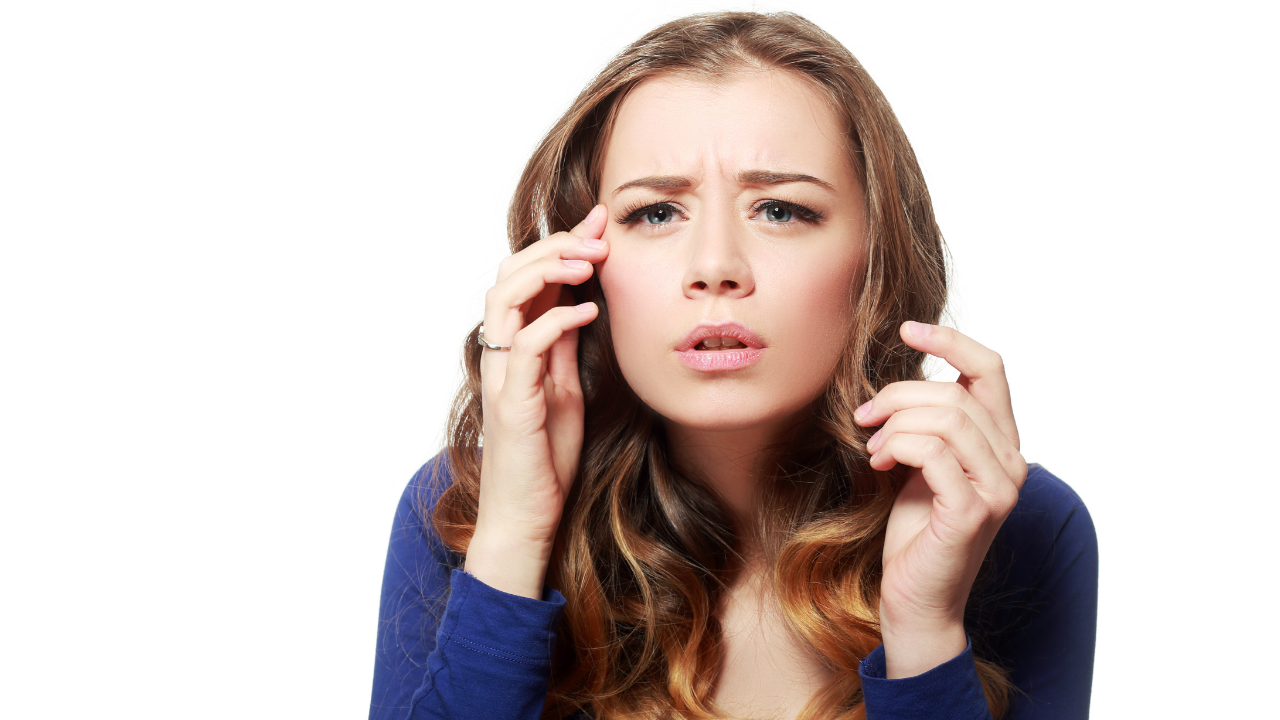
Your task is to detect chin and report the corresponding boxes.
[636,383,813,434]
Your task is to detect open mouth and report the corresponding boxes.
[692,337,747,351]
[676,323,764,372]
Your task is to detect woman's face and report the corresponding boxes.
[596,69,866,434]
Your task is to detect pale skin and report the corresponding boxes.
[464,70,1027,718]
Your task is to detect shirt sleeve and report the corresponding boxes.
[994,467,1099,719]
[369,455,567,720]
[859,636,992,720]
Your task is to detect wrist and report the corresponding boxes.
[463,522,555,600]
[879,611,968,679]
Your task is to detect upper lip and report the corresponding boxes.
[675,322,766,351]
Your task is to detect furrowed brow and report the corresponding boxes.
[737,170,835,191]
[611,175,694,197]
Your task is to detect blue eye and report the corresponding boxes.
[753,199,822,225]
[616,199,821,227]
[618,202,682,226]
[762,203,793,222]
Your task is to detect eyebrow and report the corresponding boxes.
[610,169,835,197]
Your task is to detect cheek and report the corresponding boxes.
[597,253,671,356]
[767,254,860,374]
[805,257,858,318]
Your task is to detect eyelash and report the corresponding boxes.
[614,198,825,226]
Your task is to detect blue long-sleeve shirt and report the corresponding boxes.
[370,457,1097,719]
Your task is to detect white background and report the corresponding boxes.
[1,1,1276,717]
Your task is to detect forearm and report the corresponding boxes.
[410,568,566,720]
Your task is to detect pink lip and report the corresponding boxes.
[675,322,766,373]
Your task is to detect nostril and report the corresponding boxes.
[724,280,739,289]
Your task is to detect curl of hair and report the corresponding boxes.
[428,11,1013,720]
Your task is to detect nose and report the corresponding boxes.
[681,210,755,299]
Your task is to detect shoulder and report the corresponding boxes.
[986,463,1098,593]
[1006,464,1097,553]
[389,450,462,566]
[971,466,1099,707]
[1018,463,1090,515]
[969,464,1099,662]
[402,451,457,518]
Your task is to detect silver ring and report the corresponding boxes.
[477,325,511,351]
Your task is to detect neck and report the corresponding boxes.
[662,409,807,556]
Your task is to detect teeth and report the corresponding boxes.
[695,337,745,350]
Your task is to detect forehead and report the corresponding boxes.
[600,69,855,191]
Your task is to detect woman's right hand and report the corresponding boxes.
[463,205,609,599]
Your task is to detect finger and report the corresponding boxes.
[486,204,607,354]
[871,433,986,521]
[481,256,587,410]
[867,406,1021,506]
[503,303,599,405]
[546,289,583,395]
[484,256,596,344]
[899,322,1018,449]
[855,380,1022,480]
[496,205,610,283]
[479,205,607,409]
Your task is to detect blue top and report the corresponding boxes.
[369,457,1097,719]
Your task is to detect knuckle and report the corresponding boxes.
[985,351,1006,376]
[962,497,991,525]
[496,255,516,278]
[945,407,970,433]
[922,437,949,460]
[946,382,969,407]
[484,285,501,307]
[1010,454,1029,486]
[509,327,532,354]
[999,484,1020,513]
[1003,448,1019,467]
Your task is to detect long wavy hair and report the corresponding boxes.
[427,11,1013,720]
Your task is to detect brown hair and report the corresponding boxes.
[428,11,1013,719]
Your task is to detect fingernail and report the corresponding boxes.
[575,302,596,313]
[583,205,601,225]
[854,400,872,420]
[906,321,933,339]
[563,259,590,269]
[582,237,606,249]
[867,430,882,451]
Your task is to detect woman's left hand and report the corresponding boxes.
[853,321,1028,679]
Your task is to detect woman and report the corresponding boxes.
[371,11,1097,720]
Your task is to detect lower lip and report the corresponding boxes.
[677,347,764,372]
